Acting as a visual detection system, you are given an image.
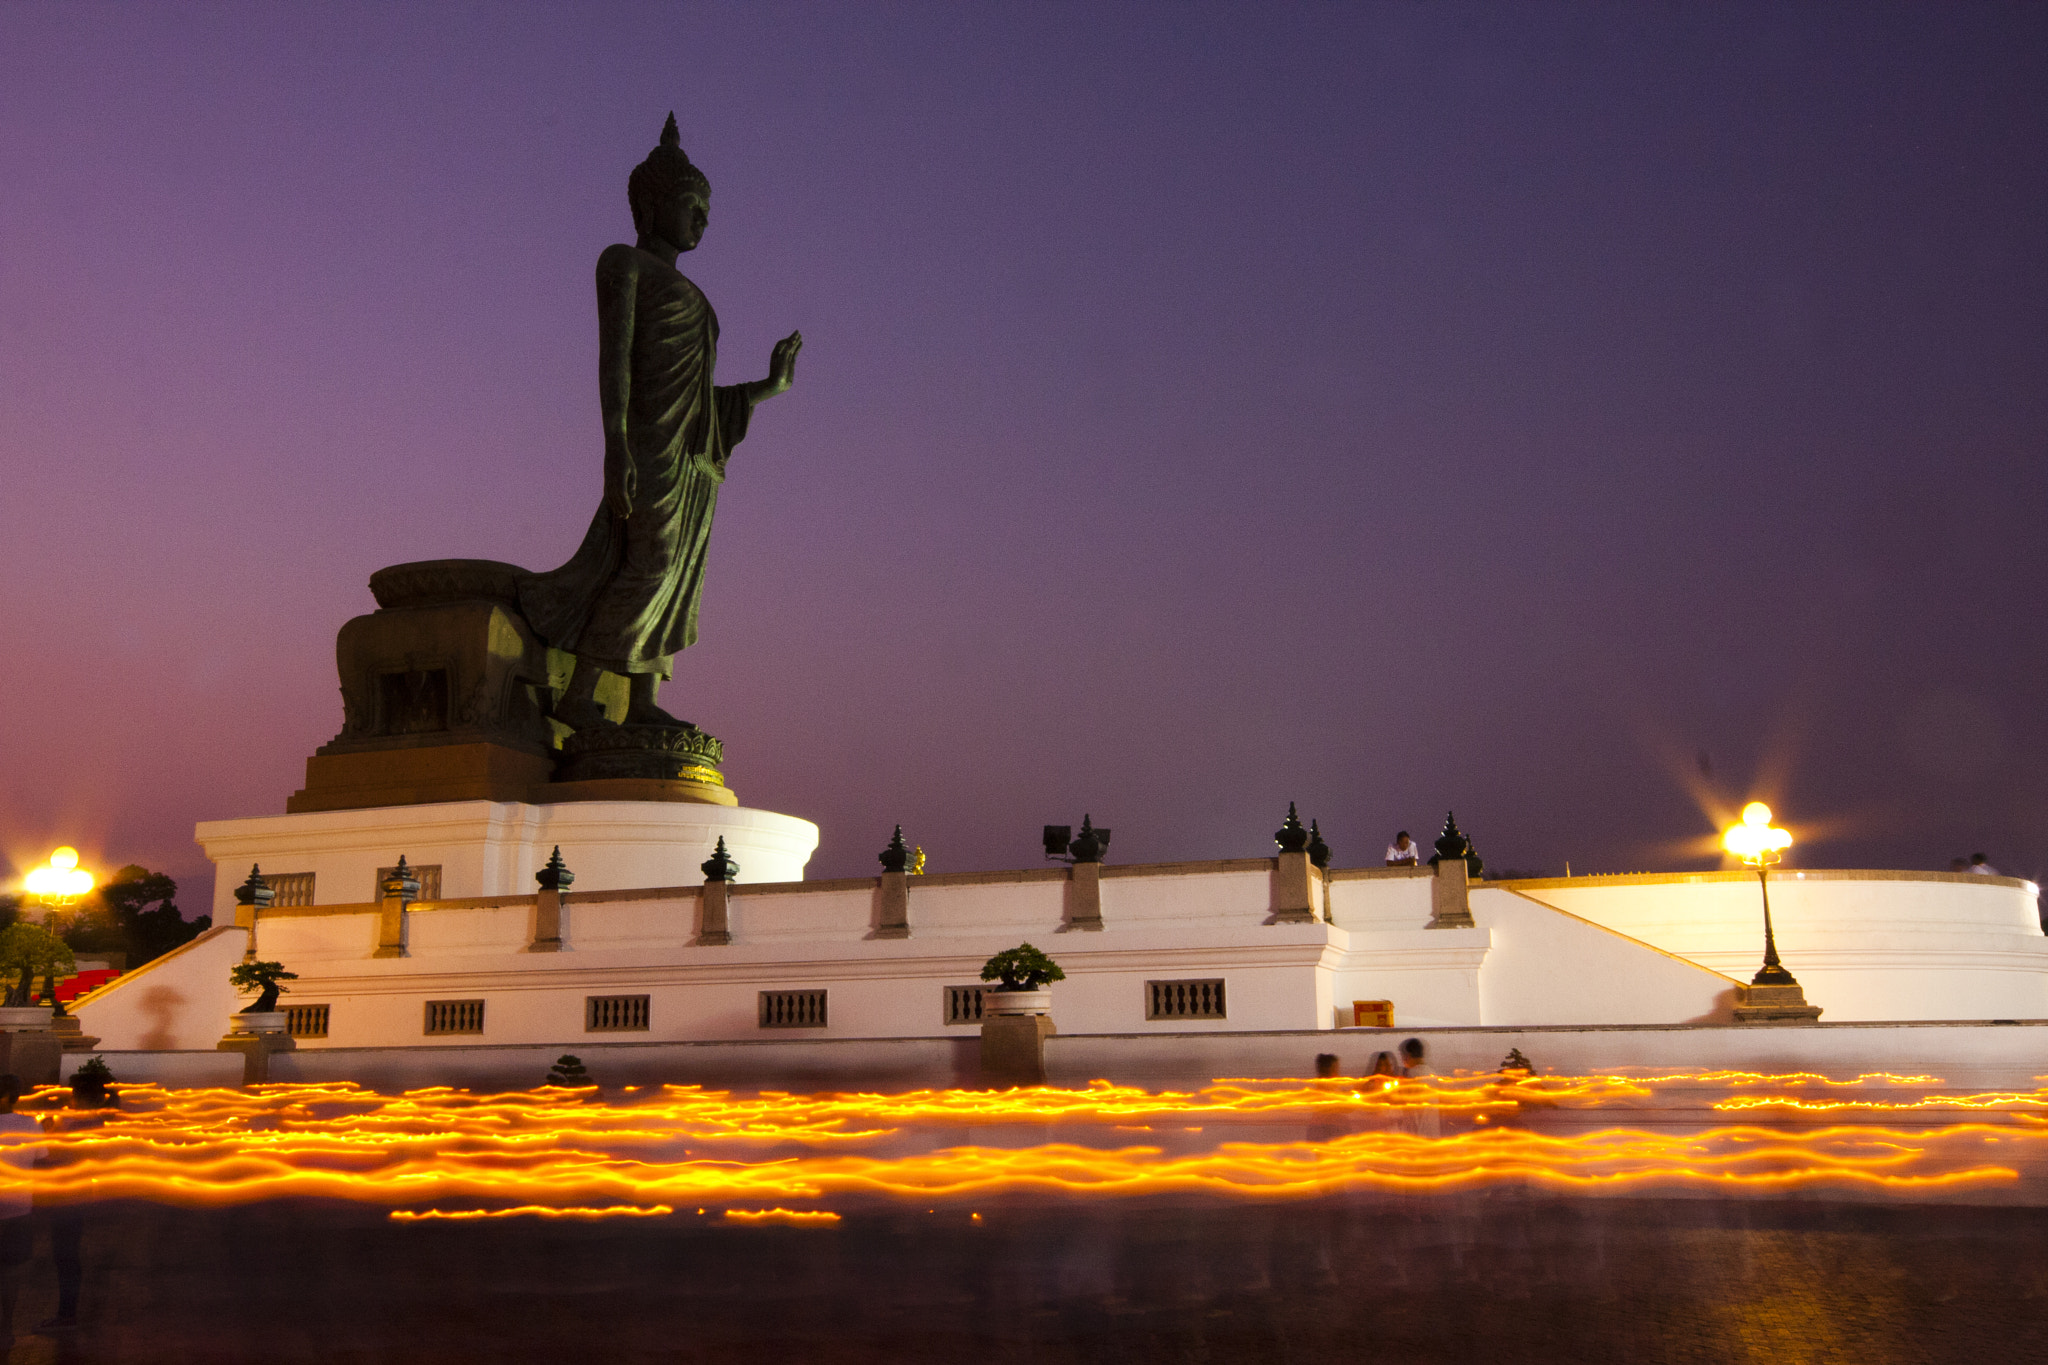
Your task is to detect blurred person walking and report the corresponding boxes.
[0,1077,45,1345]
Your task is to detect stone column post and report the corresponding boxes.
[1064,861,1104,931]
[373,856,420,958]
[528,847,572,953]
[697,838,736,946]
[1429,857,1475,928]
[1062,815,1108,930]
[875,872,910,938]
[874,826,911,938]
[698,882,731,945]
[1269,803,1320,923]
[1271,851,1320,923]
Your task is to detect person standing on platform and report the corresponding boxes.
[1385,832,1421,866]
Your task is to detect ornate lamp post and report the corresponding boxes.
[1721,804,1821,1023]
[14,848,95,1047]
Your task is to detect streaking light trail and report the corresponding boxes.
[3,1074,2039,1221]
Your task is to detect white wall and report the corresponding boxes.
[1325,926,1488,1029]
[196,799,820,922]
[1325,868,1435,930]
[1510,872,2048,1021]
[77,850,2048,1058]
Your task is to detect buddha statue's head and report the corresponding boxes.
[629,113,711,252]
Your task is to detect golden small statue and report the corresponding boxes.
[909,846,926,875]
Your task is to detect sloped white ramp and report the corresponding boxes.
[71,925,251,1051]
[1470,887,1739,1025]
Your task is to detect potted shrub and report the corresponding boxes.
[979,943,1064,1017]
[0,924,73,1028]
[228,960,299,1034]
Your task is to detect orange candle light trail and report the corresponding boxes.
[3,1074,2039,1221]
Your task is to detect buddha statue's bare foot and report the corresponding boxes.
[624,699,693,729]
[554,698,615,732]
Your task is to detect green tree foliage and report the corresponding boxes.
[0,924,75,1007]
[980,943,1066,991]
[546,1055,594,1088]
[229,960,298,1013]
[49,865,209,969]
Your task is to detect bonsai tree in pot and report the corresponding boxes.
[980,943,1065,993]
[229,960,299,1014]
[69,1056,117,1106]
[0,923,73,1010]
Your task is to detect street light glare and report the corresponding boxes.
[1722,805,1792,862]
[24,846,94,902]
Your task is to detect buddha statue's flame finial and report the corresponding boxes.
[661,111,680,149]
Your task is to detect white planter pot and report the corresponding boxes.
[982,989,1052,1017]
[0,1006,53,1030]
[230,1011,289,1035]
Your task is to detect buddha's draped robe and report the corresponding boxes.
[521,247,754,679]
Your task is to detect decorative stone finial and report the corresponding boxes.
[879,825,910,874]
[700,837,738,884]
[536,847,575,893]
[1430,811,1484,878]
[1275,803,1310,853]
[1070,814,1108,864]
[381,856,421,900]
[1306,820,1331,870]
[234,865,274,909]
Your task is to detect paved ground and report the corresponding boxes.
[0,1191,2042,1364]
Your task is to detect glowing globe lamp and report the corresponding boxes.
[1722,803,1792,865]
[24,847,94,905]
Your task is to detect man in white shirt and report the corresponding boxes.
[0,1075,47,1344]
[1969,854,1999,875]
[1385,831,1421,866]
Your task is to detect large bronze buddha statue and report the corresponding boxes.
[521,113,802,731]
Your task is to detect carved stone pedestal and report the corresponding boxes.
[219,1015,297,1085]
[48,1016,100,1054]
[554,724,735,806]
[980,1014,1056,1086]
[0,1022,62,1088]
[1733,982,1823,1023]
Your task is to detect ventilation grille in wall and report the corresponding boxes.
[267,873,315,908]
[424,999,485,1035]
[376,865,443,901]
[284,1004,329,1038]
[943,985,985,1025]
[1146,978,1227,1020]
[759,990,828,1029]
[586,994,651,1032]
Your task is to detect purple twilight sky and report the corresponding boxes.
[2,3,2044,905]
